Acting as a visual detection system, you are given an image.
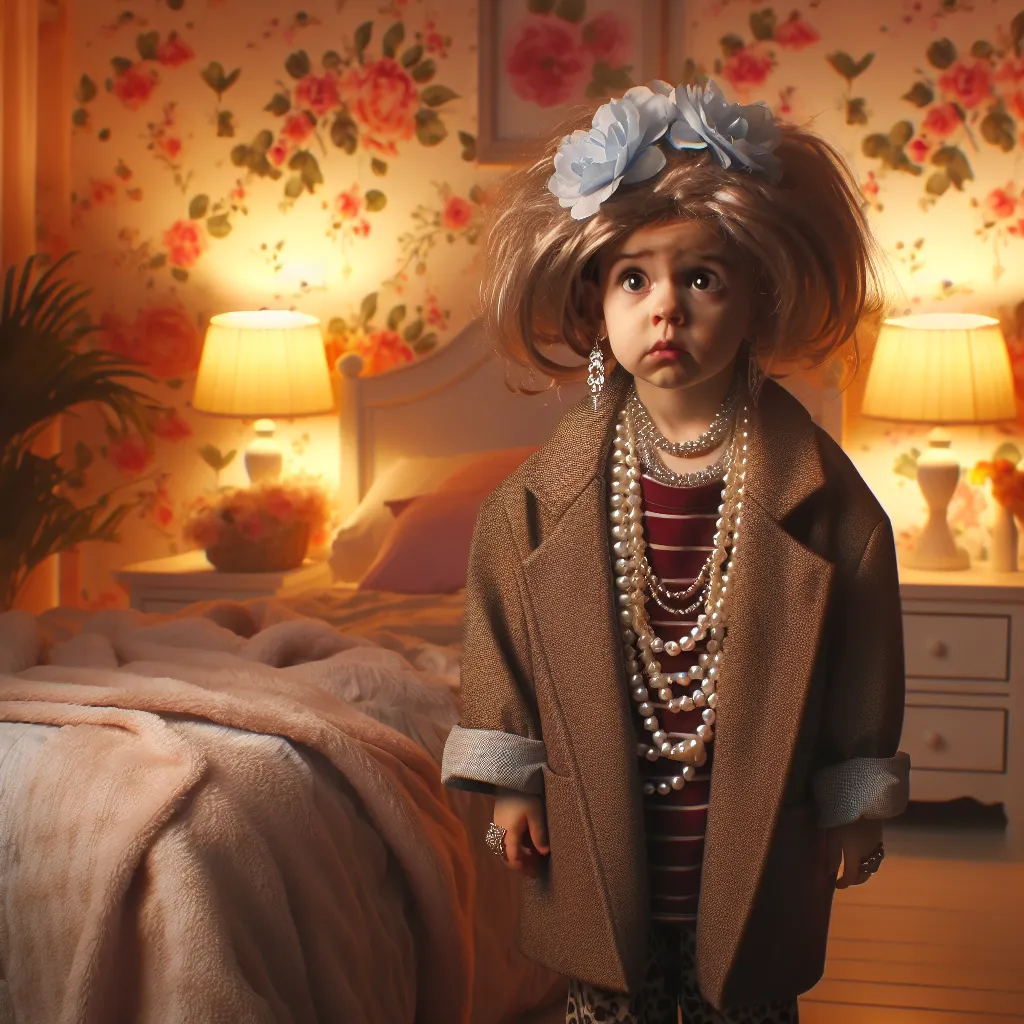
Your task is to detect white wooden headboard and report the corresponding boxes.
[334,319,587,522]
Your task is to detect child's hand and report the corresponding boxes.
[830,817,885,889]
[492,790,550,878]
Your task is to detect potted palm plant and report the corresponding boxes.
[0,253,163,610]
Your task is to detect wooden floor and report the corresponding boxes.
[520,813,1024,1023]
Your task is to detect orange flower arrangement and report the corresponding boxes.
[184,477,333,572]
[969,458,1024,518]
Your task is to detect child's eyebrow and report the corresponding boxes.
[610,248,731,267]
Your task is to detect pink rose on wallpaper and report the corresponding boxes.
[281,112,315,145]
[442,196,474,231]
[294,73,339,118]
[153,409,193,441]
[506,20,588,108]
[269,141,289,166]
[580,11,630,65]
[907,136,931,163]
[985,186,1017,220]
[774,14,820,50]
[423,19,448,58]
[163,218,206,268]
[938,60,992,110]
[335,185,362,219]
[157,135,182,160]
[112,64,158,111]
[108,434,153,477]
[722,45,774,89]
[156,32,195,68]
[89,179,117,205]
[134,305,203,379]
[341,58,418,145]
[332,327,414,376]
[921,102,960,138]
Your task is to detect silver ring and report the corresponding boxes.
[485,822,508,861]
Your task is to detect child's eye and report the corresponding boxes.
[620,271,648,294]
[687,268,722,292]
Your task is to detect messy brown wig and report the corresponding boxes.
[479,112,890,386]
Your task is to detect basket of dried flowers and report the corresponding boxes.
[184,478,332,573]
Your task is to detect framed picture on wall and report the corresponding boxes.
[477,0,671,165]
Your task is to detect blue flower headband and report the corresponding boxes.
[547,79,782,221]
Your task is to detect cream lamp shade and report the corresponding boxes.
[862,313,1017,571]
[193,310,335,483]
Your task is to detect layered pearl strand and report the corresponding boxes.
[608,390,750,797]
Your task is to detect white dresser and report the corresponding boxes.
[899,567,1024,847]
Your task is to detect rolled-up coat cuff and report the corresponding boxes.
[811,752,911,828]
[441,724,547,795]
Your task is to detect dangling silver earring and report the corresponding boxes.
[588,336,606,412]
[747,343,766,405]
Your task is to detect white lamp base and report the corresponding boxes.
[244,418,283,484]
[900,430,970,571]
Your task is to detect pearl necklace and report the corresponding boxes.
[608,390,750,797]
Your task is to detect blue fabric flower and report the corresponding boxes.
[546,85,676,220]
[658,79,782,184]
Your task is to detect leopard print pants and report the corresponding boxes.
[565,923,799,1024]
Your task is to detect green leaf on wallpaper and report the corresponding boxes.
[137,31,160,61]
[993,441,1023,465]
[971,39,994,59]
[403,318,424,342]
[893,451,919,480]
[902,82,933,107]
[265,93,291,116]
[931,144,973,188]
[382,22,405,58]
[888,120,913,147]
[72,108,88,127]
[359,293,378,327]
[217,110,235,137]
[981,110,1016,152]
[322,50,342,70]
[401,44,424,68]
[845,97,868,125]
[98,128,111,141]
[76,74,97,104]
[854,53,875,76]
[188,194,210,219]
[199,444,237,473]
[415,109,447,146]
[469,183,486,205]
[253,129,274,153]
[201,61,241,97]
[284,176,304,199]
[926,38,956,69]
[230,144,248,167]
[555,0,586,24]
[414,332,439,356]
[1012,13,1024,55]
[148,254,167,268]
[749,9,776,42]
[587,61,633,98]
[111,57,133,76]
[387,305,406,329]
[412,59,436,84]
[206,213,232,238]
[861,133,891,159]
[925,170,950,195]
[826,51,858,80]
[354,21,373,62]
[171,267,189,282]
[285,50,311,80]
[719,34,744,58]
[459,131,477,161]
[364,189,387,212]
[115,159,132,180]
[330,111,358,154]
[528,0,556,12]
[371,157,388,176]
[420,85,459,108]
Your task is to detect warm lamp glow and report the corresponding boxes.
[862,313,1016,425]
[193,310,334,418]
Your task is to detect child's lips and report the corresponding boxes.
[648,340,683,358]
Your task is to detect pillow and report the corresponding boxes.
[359,490,483,594]
[435,445,539,495]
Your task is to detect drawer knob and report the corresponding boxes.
[924,730,945,751]
[928,640,949,659]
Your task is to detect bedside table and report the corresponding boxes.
[114,550,333,613]
[899,566,1024,848]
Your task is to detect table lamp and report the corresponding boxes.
[193,310,335,483]
[861,312,1017,570]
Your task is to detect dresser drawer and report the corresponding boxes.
[902,613,1009,680]
[903,706,1006,772]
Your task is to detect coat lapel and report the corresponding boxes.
[520,367,834,999]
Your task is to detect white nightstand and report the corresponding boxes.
[899,566,1024,847]
[113,550,333,613]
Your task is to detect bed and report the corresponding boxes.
[0,320,587,1024]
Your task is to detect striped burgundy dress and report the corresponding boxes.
[633,473,725,923]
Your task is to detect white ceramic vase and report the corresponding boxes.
[990,501,1018,572]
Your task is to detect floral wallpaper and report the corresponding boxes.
[61,0,1024,606]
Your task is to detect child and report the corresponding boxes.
[441,78,909,1024]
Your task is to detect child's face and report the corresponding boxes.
[596,218,755,391]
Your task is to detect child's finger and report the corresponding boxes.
[525,804,550,855]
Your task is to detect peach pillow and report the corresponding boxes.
[359,490,484,594]
[435,445,538,495]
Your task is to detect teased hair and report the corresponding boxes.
[479,113,891,387]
